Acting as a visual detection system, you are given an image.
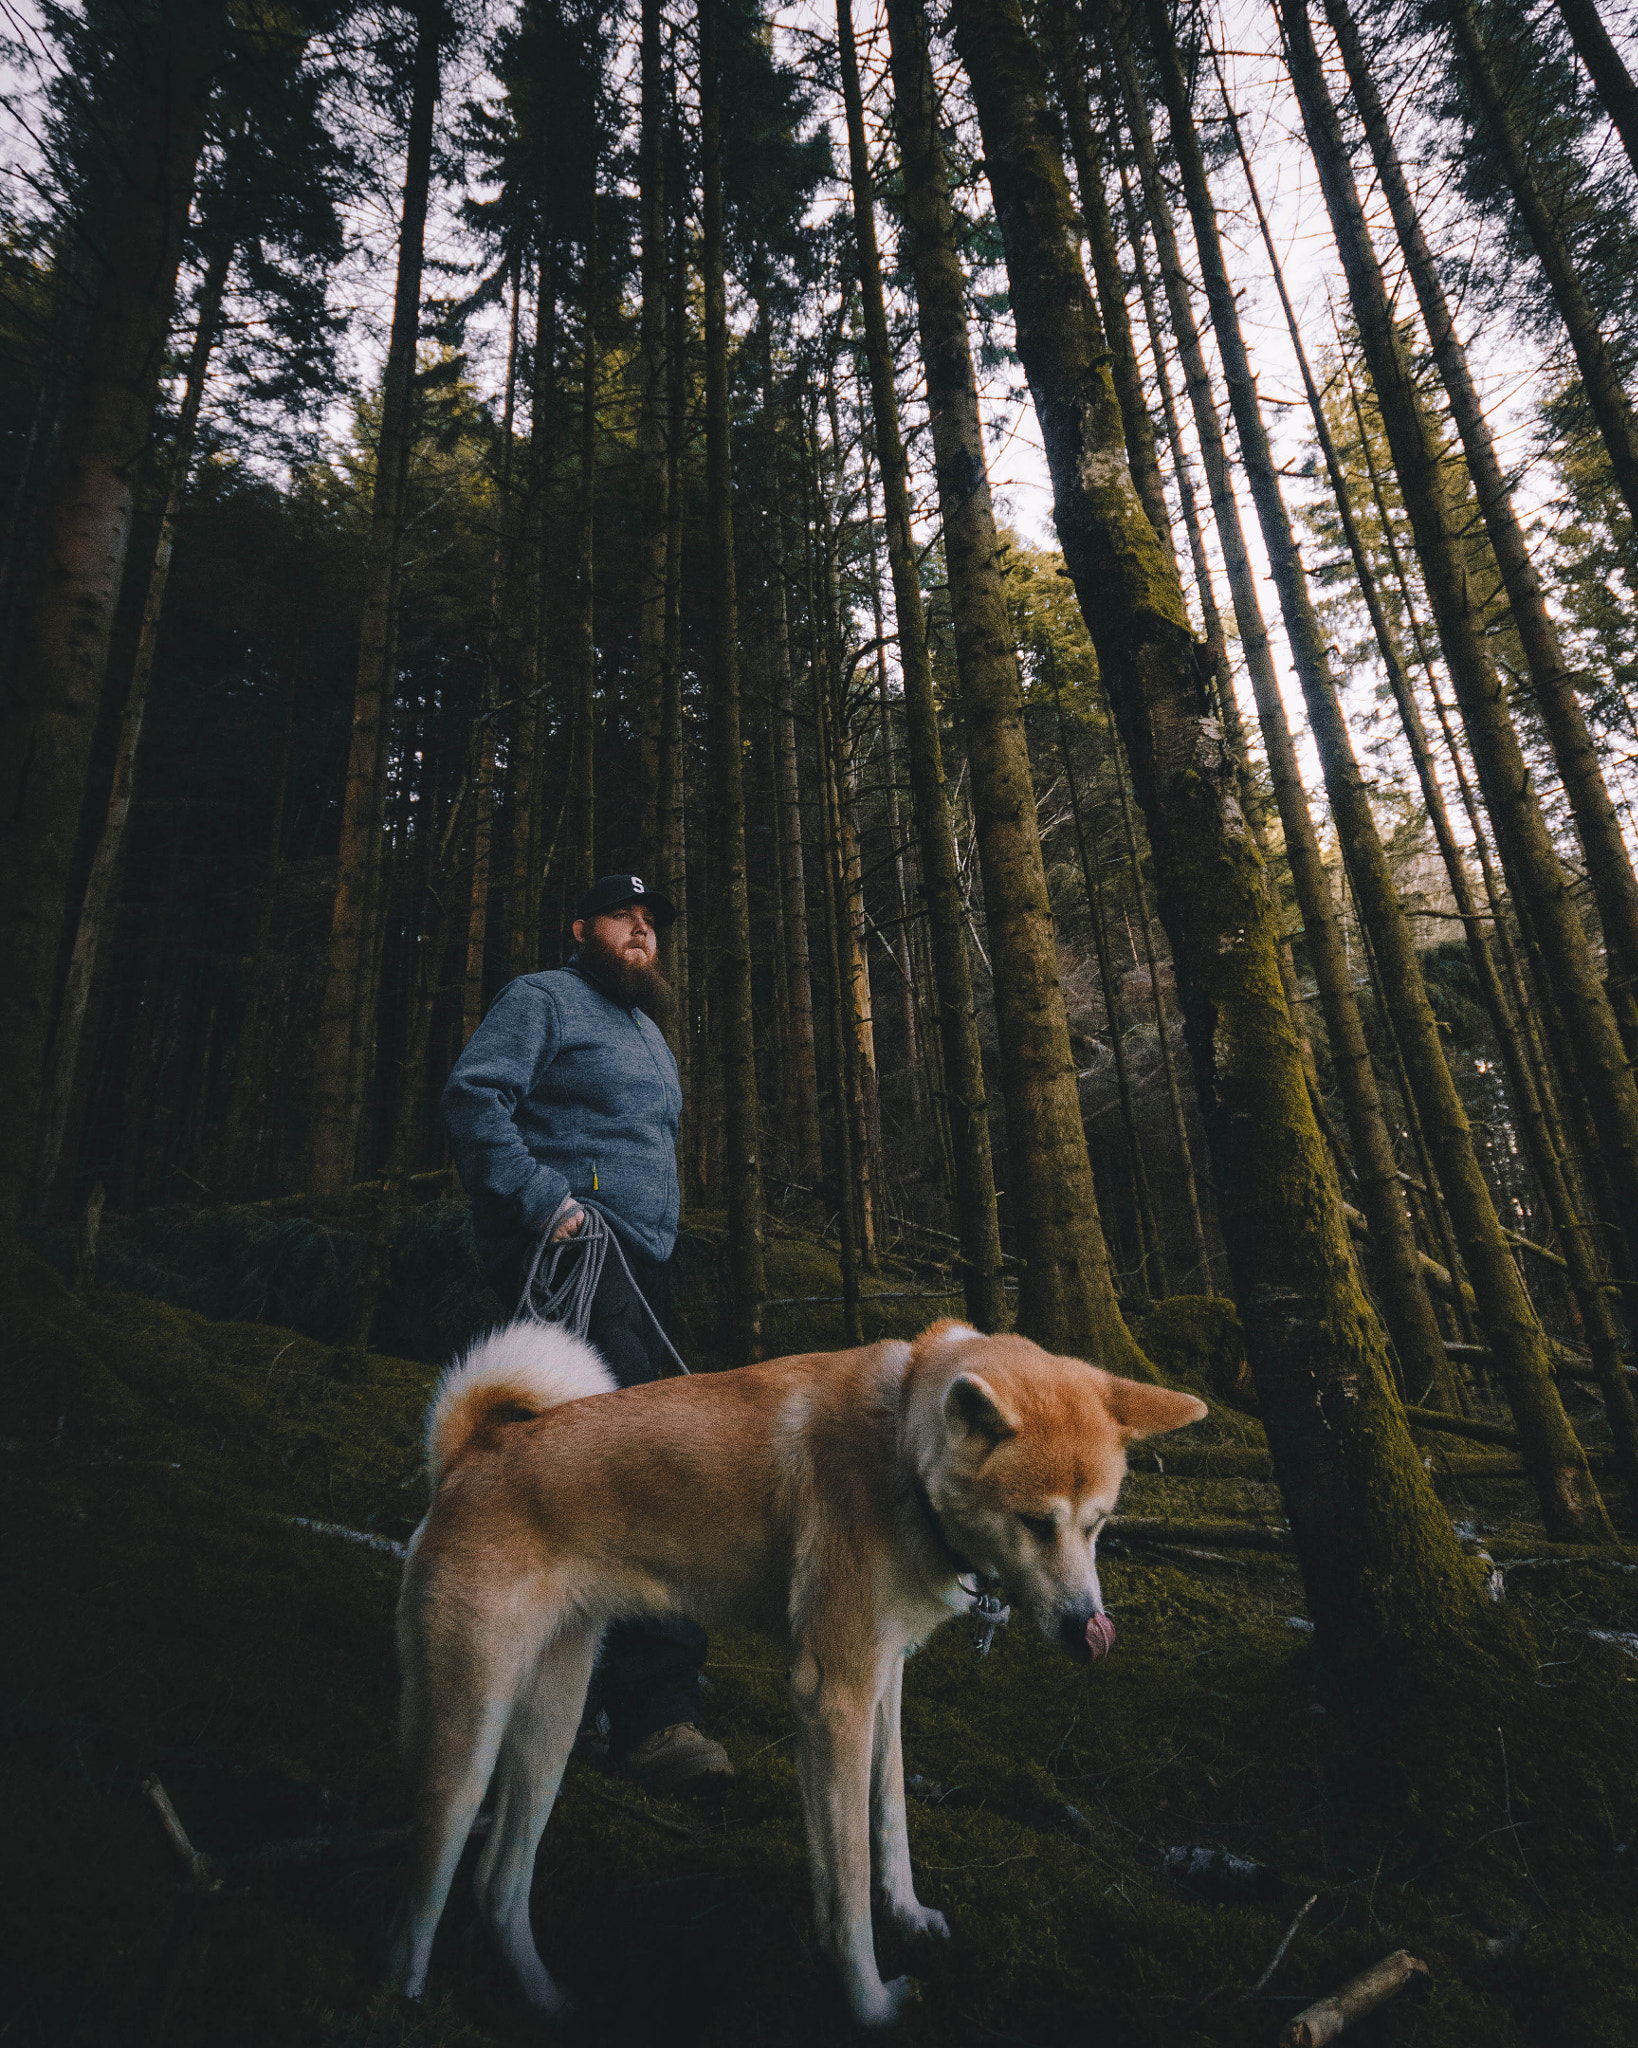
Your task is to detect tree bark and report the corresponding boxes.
[37,226,235,1214]
[1180,0,1602,1526]
[308,7,439,1193]
[760,333,823,1181]
[879,0,1140,1362]
[1282,0,1638,1333]
[1107,0,1455,1411]
[1327,0,1638,1057]
[635,0,669,879]
[947,0,1490,1664]
[464,261,522,1046]
[829,0,1005,1333]
[1552,0,1638,185]
[700,0,766,1362]
[568,200,598,902]
[1439,0,1638,526]
[0,0,226,1242]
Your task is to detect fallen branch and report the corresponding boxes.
[288,1517,408,1559]
[588,1788,710,1839]
[1106,1517,1292,1552]
[1403,1405,1516,1448]
[1279,1950,1428,2047]
[1242,1891,1318,2000]
[1126,1446,1273,1479]
[142,1776,221,1894]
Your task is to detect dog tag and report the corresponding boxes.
[972,1593,1009,1657]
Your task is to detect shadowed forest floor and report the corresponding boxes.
[5,1241,1638,2047]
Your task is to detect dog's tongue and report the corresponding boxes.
[1085,1612,1117,1660]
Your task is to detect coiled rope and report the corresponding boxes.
[518,1196,690,1376]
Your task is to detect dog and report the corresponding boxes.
[387,1317,1207,2026]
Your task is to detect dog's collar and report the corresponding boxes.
[909,1475,1001,1599]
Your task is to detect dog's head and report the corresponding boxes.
[901,1320,1207,1662]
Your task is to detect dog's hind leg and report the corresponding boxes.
[388,1607,541,2002]
[870,1655,948,1944]
[471,1619,600,2015]
[791,1648,912,2028]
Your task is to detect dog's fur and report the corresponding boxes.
[388,1317,1206,2025]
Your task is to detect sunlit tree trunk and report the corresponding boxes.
[1283,0,1638,1316]
[567,196,598,902]
[879,0,1139,1362]
[1170,0,1603,1521]
[1107,0,1454,1411]
[948,0,1490,1663]
[832,0,1005,1331]
[1328,0,1638,1056]
[1439,0,1638,525]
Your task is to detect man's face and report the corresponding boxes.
[575,904,657,967]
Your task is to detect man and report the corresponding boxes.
[440,873,731,1797]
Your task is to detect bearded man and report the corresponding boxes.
[440,873,731,1797]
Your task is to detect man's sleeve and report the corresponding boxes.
[440,980,572,1238]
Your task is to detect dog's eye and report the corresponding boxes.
[1018,1514,1056,1542]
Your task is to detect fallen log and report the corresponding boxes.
[1126,1445,1274,1479]
[1279,1950,1428,2047]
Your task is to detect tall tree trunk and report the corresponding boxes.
[1167,0,1602,1523]
[1040,0,1172,552]
[947,0,1490,1665]
[568,203,598,901]
[825,0,1004,1333]
[0,0,225,1242]
[1551,0,1638,184]
[635,0,669,878]
[1049,666,1167,1296]
[1327,0,1638,1057]
[37,227,235,1214]
[308,8,439,1193]
[464,261,522,1045]
[1111,729,1212,1292]
[1438,0,1638,525]
[878,0,1140,1363]
[514,257,560,972]
[657,96,691,1138]
[760,332,824,1181]
[699,0,766,1362]
[1282,0,1638,1317]
[1107,0,1455,1413]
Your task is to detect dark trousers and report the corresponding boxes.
[494,1235,706,1757]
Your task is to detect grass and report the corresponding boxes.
[4,1237,1638,2046]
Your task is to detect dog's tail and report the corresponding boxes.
[424,1320,617,1483]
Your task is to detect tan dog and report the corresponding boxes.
[387,1317,1206,2026]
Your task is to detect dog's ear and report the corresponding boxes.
[1098,1376,1209,1442]
[943,1372,1019,1449]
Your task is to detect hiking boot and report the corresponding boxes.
[620,1723,734,1798]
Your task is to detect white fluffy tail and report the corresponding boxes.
[425,1320,617,1483]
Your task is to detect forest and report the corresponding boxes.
[4,0,1638,2040]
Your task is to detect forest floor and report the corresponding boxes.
[5,1235,1638,2047]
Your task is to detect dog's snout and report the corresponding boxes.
[1057,1604,1116,1664]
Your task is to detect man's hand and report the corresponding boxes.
[551,1203,587,1243]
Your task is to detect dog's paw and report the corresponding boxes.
[852,1974,921,2027]
[888,1901,950,1943]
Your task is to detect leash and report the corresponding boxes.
[517,1196,691,1377]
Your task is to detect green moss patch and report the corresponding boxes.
[4,1250,1638,2045]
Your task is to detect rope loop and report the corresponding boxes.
[518,1196,691,1377]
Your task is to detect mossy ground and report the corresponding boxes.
[5,1239,1638,2047]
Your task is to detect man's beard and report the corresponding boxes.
[580,927,672,1019]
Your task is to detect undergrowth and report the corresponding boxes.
[4,1245,1637,2046]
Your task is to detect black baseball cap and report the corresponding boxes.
[574,872,677,926]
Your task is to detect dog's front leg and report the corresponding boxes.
[871,1656,949,1944]
[791,1649,913,2027]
